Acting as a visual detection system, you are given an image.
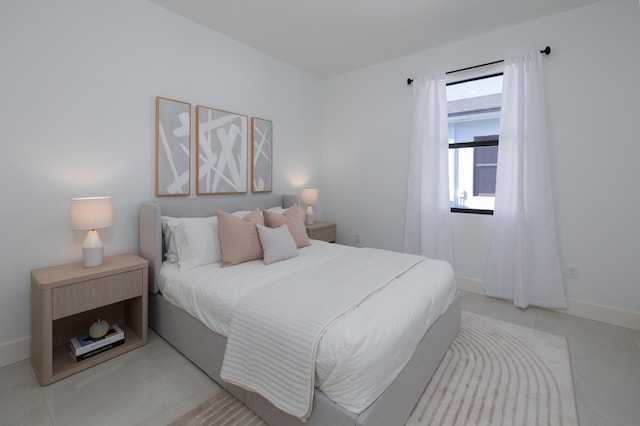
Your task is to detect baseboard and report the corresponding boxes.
[0,336,30,369]
[456,276,486,294]
[457,276,640,331]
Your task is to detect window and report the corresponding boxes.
[447,73,502,214]
[472,135,498,196]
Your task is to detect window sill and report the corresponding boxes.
[451,207,494,215]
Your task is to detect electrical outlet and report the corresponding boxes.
[566,265,578,280]
[354,234,361,244]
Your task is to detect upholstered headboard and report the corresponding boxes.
[139,194,298,294]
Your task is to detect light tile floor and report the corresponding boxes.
[1,291,638,425]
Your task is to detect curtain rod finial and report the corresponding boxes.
[407,78,413,85]
[541,46,551,55]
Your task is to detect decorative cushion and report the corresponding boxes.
[166,216,220,270]
[217,208,265,267]
[263,204,311,248]
[256,224,299,265]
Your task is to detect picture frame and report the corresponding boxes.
[196,105,248,194]
[251,117,273,193]
[156,97,191,196]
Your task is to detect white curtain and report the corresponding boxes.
[485,52,566,308]
[404,75,454,266]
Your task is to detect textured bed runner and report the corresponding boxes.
[220,248,424,420]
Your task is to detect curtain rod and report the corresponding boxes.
[406,46,551,85]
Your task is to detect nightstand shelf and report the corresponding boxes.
[51,323,142,378]
[31,254,148,385]
[305,221,337,243]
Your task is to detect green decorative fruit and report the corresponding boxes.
[89,319,109,339]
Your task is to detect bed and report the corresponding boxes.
[139,194,461,426]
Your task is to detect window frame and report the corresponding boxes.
[447,72,503,216]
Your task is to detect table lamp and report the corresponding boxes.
[71,196,113,267]
[301,189,318,225]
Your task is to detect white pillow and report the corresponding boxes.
[161,216,178,263]
[231,210,253,219]
[256,224,299,265]
[166,216,221,270]
[266,206,286,214]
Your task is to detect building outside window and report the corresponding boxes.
[447,74,502,214]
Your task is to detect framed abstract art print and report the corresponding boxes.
[251,117,273,193]
[196,105,248,194]
[156,97,191,196]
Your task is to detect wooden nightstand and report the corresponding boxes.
[31,253,148,385]
[305,221,337,243]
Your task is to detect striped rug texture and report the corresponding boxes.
[169,312,578,426]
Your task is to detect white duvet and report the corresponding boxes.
[158,240,456,414]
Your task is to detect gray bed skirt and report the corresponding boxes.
[149,290,461,426]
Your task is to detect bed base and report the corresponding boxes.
[149,291,461,426]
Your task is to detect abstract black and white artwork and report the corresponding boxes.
[251,117,272,193]
[156,97,191,196]
[196,105,248,194]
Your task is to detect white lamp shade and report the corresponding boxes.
[71,197,113,230]
[301,189,318,206]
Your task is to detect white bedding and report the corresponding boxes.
[221,248,426,420]
[158,240,456,414]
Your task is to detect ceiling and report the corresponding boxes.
[149,0,601,78]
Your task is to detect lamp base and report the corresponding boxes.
[82,247,104,267]
[82,230,104,267]
[305,205,314,225]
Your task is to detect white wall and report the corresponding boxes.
[0,0,322,351]
[2,0,638,365]
[321,0,640,316]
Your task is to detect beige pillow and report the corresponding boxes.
[216,208,264,267]
[257,224,299,265]
[263,204,311,248]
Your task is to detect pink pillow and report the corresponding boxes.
[216,209,264,267]
[263,204,311,248]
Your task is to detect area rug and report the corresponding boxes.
[169,311,578,426]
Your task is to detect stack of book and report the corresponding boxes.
[69,324,125,362]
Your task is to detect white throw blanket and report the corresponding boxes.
[220,248,425,420]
